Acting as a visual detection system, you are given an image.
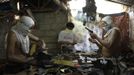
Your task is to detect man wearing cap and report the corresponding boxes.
[7,16,38,63]
[89,16,121,57]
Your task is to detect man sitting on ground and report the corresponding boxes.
[58,22,77,53]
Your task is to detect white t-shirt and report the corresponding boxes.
[58,28,76,44]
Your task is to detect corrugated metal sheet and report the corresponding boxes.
[32,12,68,54]
[107,0,134,6]
[0,19,9,59]
[0,14,13,60]
[0,0,9,3]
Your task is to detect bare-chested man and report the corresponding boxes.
[6,16,44,75]
[89,16,121,57]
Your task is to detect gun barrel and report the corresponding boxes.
[85,27,93,33]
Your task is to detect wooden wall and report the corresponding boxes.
[32,11,68,54]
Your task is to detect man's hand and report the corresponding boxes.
[26,57,34,62]
[90,33,98,39]
[26,57,36,65]
[89,38,97,43]
[37,39,46,49]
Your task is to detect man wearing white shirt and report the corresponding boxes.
[58,22,77,53]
